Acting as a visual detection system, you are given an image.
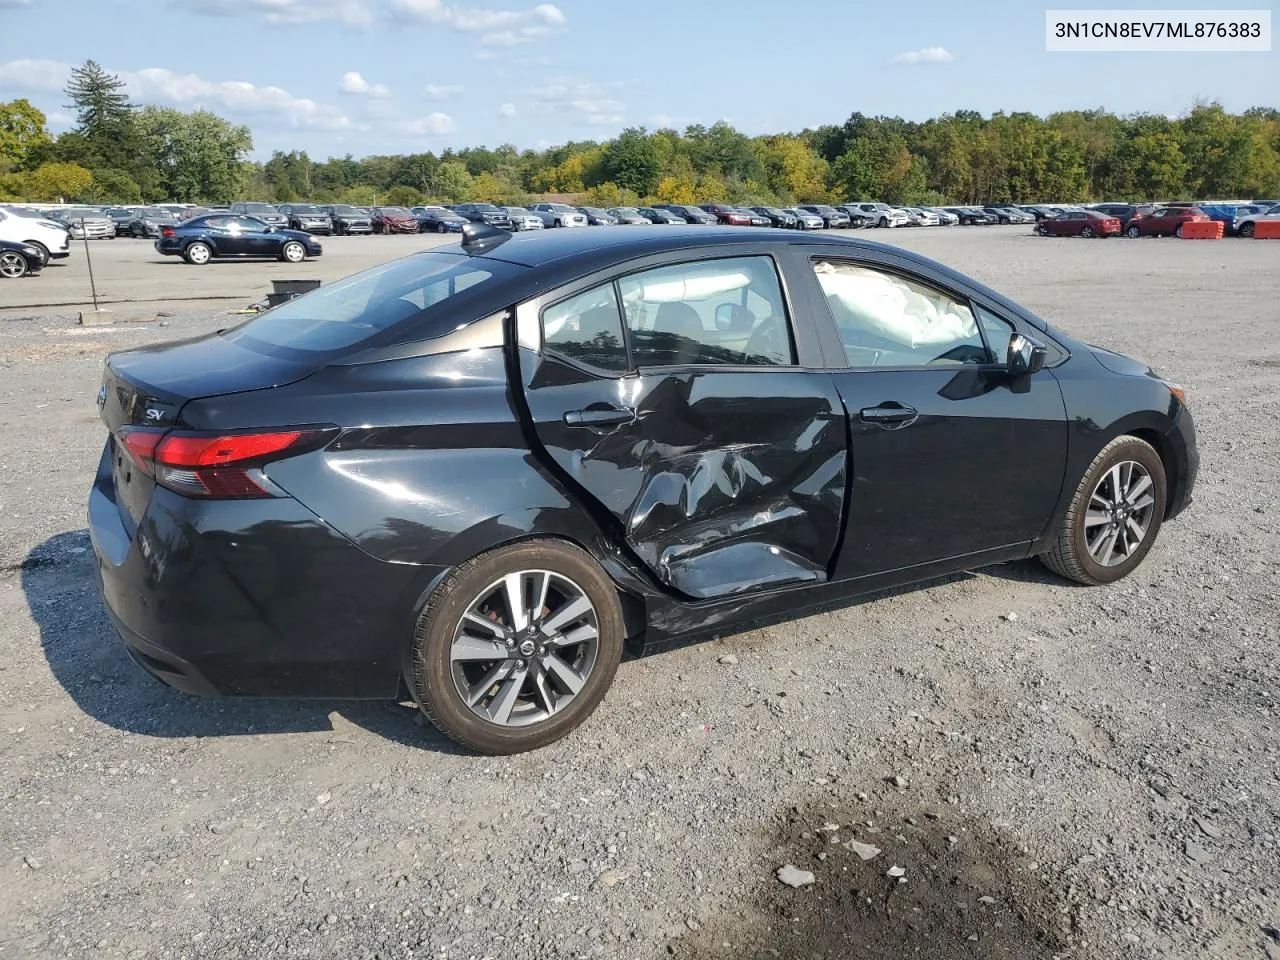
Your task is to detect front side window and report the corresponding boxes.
[618,256,794,367]
[812,260,988,368]
[541,284,628,372]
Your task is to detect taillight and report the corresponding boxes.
[161,227,176,237]
[118,427,335,499]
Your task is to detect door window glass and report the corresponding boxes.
[541,284,629,372]
[617,256,794,367]
[975,304,1015,364]
[811,260,987,367]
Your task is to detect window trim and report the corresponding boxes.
[530,251,808,377]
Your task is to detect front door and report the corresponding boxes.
[518,252,849,600]
[798,252,1068,578]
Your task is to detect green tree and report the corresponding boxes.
[23,161,95,201]
[136,106,252,203]
[385,185,424,206]
[0,99,51,170]
[600,128,660,196]
[433,160,474,202]
[63,60,139,173]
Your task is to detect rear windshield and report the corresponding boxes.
[223,252,523,358]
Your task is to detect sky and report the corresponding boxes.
[0,0,1275,161]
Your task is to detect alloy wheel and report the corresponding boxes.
[1084,460,1156,567]
[1240,223,1255,238]
[449,570,600,727]
[282,241,305,262]
[1081,226,1094,238]
[0,251,28,278]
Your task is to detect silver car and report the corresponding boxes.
[51,207,115,239]
[530,202,589,228]
[499,206,545,231]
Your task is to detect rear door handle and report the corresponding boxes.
[563,405,636,428]
[859,403,918,427]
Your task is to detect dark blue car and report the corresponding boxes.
[154,214,323,265]
[411,205,468,233]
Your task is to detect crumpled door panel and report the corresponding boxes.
[522,358,849,600]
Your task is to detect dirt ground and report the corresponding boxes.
[1,226,1278,960]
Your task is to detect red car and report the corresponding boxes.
[370,206,420,234]
[1124,206,1209,238]
[1036,209,1121,238]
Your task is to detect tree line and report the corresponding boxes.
[1,60,1277,208]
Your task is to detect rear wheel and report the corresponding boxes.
[280,240,306,263]
[22,241,49,266]
[1040,436,1166,585]
[0,250,29,278]
[184,242,212,265]
[1081,226,1094,238]
[408,540,625,754]
[1239,222,1255,238]
[1126,224,1141,238]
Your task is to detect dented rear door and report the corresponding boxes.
[516,251,849,601]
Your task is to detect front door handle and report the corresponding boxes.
[859,403,918,427]
[563,405,636,428]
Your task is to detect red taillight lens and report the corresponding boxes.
[161,227,176,237]
[118,427,333,499]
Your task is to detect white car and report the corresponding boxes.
[1232,204,1280,238]
[0,207,72,265]
[904,207,941,226]
[530,203,589,228]
[851,202,909,228]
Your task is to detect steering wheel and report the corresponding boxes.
[744,317,790,364]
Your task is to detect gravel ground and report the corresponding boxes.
[1,228,1278,960]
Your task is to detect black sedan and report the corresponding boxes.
[750,206,798,228]
[153,214,323,264]
[0,239,45,278]
[638,206,685,224]
[654,204,717,224]
[319,204,374,235]
[277,204,334,235]
[91,224,1197,754]
[412,205,468,233]
[126,207,180,238]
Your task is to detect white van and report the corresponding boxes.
[0,207,72,265]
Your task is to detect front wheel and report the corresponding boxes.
[0,250,30,278]
[183,241,211,265]
[280,240,306,263]
[436,222,449,234]
[1039,435,1166,585]
[878,217,888,228]
[1126,225,1141,238]
[407,540,625,754]
[1239,222,1255,238]
[22,241,50,266]
[1175,225,1185,238]
[1035,224,1048,236]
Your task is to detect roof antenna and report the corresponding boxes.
[461,221,511,254]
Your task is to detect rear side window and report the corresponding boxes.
[226,252,518,357]
[618,256,794,367]
[541,285,628,371]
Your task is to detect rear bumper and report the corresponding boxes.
[89,442,437,698]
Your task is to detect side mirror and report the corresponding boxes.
[714,303,753,332]
[1007,333,1048,376]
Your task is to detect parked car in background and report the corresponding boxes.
[1231,205,1280,238]
[903,207,942,226]
[847,203,906,228]
[453,203,515,229]
[104,207,138,235]
[1091,203,1157,229]
[500,207,545,231]
[530,203,588,228]
[157,204,194,220]
[319,204,374,235]
[276,204,333,235]
[699,204,753,226]
[983,205,1035,224]
[799,204,852,228]
[1036,209,1121,237]
[229,202,288,229]
[833,205,873,228]
[575,207,617,226]
[125,207,180,238]
[0,238,46,278]
[51,207,115,239]
[925,207,960,225]
[605,207,651,225]
[1124,206,1209,237]
[0,207,71,264]
[179,207,213,222]
[638,206,684,224]
[90,224,1198,754]
[411,205,467,233]
[783,207,825,229]
[653,204,717,225]
[370,206,421,234]
[749,206,797,228]
[154,214,322,264]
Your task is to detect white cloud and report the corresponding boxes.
[891,46,954,63]
[193,0,569,36]
[482,24,555,45]
[0,0,35,7]
[529,78,624,124]
[398,113,456,136]
[168,0,374,26]
[125,67,356,130]
[424,83,464,100]
[389,0,564,31]
[339,71,390,98]
[0,58,72,93]
[498,102,516,117]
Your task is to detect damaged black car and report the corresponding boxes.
[90,224,1197,754]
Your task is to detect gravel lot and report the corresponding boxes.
[1,227,1278,960]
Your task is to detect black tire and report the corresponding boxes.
[22,241,49,267]
[183,241,212,265]
[878,217,888,228]
[0,250,30,278]
[407,540,625,754]
[1000,216,1010,224]
[1175,224,1184,238]
[280,240,306,263]
[1035,224,1048,236]
[1081,226,1094,238]
[1039,435,1167,586]
[1239,222,1255,238]
[436,222,449,234]
[1126,224,1141,238]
